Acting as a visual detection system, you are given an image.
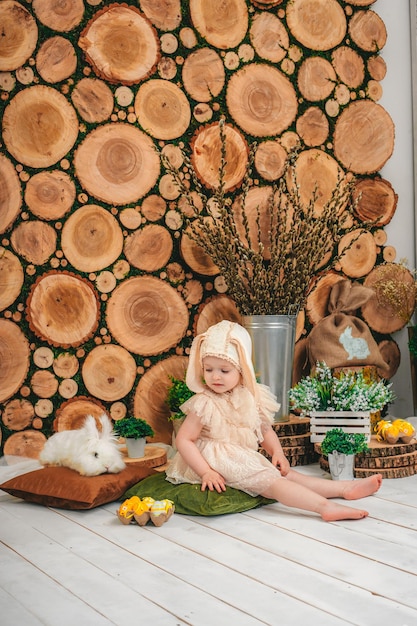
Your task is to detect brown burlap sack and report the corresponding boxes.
[307,279,389,372]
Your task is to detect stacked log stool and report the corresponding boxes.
[261,415,319,467]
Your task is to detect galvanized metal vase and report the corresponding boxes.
[243,314,297,422]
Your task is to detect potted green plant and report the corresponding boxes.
[162,119,362,422]
[289,362,395,444]
[321,428,369,480]
[113,416,154,459]
[289,362,395,414]
[166,376,194,449]
[166,375,194,422]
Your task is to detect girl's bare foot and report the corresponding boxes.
[342,474,382,501]
[320,501,369,522]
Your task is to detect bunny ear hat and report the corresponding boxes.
[186,320,258,397]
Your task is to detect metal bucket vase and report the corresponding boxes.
[243,314,297,422]
[328,451,355,480]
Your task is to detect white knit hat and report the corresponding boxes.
[186,320,258,396]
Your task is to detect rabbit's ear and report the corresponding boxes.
[98,413,113,438]
[83,414,99,437]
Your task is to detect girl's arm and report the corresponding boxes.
[260,423,290,476]
[175,411,226,492]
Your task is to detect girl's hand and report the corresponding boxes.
[201,469,226,493]
[272,452,290,476]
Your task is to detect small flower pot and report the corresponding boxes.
[328,451,355,480]
[125,437,146,459]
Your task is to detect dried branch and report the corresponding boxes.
[161,124,363,316]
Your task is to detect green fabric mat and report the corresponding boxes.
[123,472,275,516]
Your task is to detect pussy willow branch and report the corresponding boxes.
[161,131,364,316]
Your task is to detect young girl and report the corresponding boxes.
[166,320,382,521]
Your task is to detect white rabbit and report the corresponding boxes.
[39,414,126,476]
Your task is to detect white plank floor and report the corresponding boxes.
[1,462,417,626]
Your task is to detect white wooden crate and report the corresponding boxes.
[309,411,371,443]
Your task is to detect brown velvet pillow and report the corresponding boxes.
[0,465,157,510]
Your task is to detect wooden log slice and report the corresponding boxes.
[286,0,347,51]
[348,10,387,53]
[367,55,387,81]
[376,339,400,379]
[74,123,160,205]
[141,195,167,222]
[2,399,34,431]
[158,56,178,80]
[331,46,365,89]
[290,149,346,217]
[71,78,114,124]
[139,0,182,31]
[3,431,47,459]
[347,0,376,5]
[53,396,106,431]
[109,402,127,421]
[250,0,284,7]
[0,248,24,311]
[0,319,30,403]
[82,344,137,402]
[191,122,248,191]
[366,79,383,102]
[61,205,124,272]
[95,271,117,294]
[352,177,397,226]
[52,353,79,378]
[226,63,298,137]
[36,36,77,83]
[190,0,248,50]
[182,48,225,103]
[133,355,189,445]
[58,379,78,400]
[296,107,329,147]
[180,220,220,276]
[33,347,54,369]
[354,466,417,479]
[106,276,189,355]
[124,224,173,272]
[0,1,38,71]
[25,170,76,221]
[362,263,416,333]
[272,416,311,436]
[337,229,377,278]
[31,370,59,399]
[79,4,159,85]
[276,432,313,448]
[2,85,79,168]
[35,399,54,418]
[27,272,100,348]
[121,446,167,468]
[334,101,394,174]
[32,0,84,32]
[194,295,242,334]
[254,140,287,181]
[134,79,191,140]
[10,221,57,265]
[249,12,289,63]
[0,154,22,234]
[297,57,336,102]
[305,271,346,325]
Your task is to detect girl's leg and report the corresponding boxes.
[261,478,369,521]
[285,469,382,500]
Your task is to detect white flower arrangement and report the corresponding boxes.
[288,362,395,414]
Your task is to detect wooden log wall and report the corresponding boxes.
[0,0,406,453]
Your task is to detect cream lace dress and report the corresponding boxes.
[165,383,282,496]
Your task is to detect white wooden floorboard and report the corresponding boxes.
[1,462,416,626]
